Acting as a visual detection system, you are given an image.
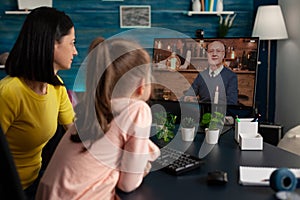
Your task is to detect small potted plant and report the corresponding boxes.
[200,111,224,130]
[154,112,177,143]
[200,111,225,144]
[181,117,196,141]
[154,111,167,130]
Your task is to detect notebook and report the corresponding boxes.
[239,166,300,186]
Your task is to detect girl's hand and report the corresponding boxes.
[143,162,152,177]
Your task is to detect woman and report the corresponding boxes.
[36,38,160,200]
[0,6,77,198]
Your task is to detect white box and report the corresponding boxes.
[235,118,258,143]
[239,133,263,150]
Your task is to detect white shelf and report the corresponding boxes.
[5,10,30,14]
[0,65,5,69]
[185,11,234,16]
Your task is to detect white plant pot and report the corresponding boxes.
[205,128,220,144]
[181,127,195,141]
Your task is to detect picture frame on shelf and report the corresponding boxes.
[17,0,52,10]
[120,5,151,28]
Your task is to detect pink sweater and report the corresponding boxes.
[36,99,160,200]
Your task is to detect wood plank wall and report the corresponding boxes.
[0,0,253,90]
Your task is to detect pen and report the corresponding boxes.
[251,113,261,122]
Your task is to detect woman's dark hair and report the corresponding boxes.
[5,6,74,85]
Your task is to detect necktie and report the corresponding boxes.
[211,71,215,78]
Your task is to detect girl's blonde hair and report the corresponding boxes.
[74,38,150,145]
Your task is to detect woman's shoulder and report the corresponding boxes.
[50,75,68,93]
[0,76,20,85]
[0,76,23,94]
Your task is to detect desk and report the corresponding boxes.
[118,129,300,200]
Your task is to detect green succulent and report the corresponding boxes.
[181,117,195,128]
[154,112,177,142]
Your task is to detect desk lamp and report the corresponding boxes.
[252,5,288,122]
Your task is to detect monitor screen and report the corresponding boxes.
[151,37,260,109]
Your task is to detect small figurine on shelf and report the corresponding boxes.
[192,0,201,12]
[216,0,223,12]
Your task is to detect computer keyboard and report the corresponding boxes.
[154,146,204,175]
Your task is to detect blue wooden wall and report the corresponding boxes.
[1,0,282,122]
[0,0,254,90]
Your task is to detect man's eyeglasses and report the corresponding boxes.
[207,49,225,54]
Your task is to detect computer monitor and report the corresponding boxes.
[151,37,260,111]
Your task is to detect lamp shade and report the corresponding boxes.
[252,5,288,40]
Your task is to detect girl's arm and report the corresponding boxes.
[116,101,160,192]
[117,137,150,193]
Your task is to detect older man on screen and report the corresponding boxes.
[183,40,238,105]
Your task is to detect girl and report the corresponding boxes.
[36,38,160,199]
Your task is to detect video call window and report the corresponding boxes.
[151,37,260,108]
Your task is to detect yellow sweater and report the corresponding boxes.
[0,76,75,189]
